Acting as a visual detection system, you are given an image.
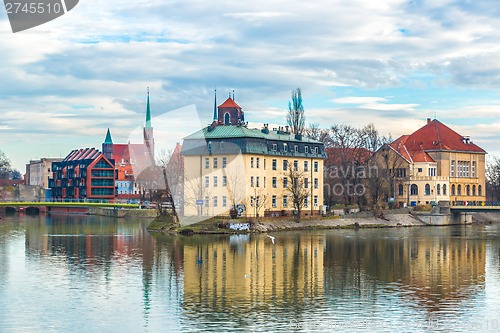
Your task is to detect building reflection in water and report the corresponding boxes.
[20,215,492,329]
[323,227,486,314]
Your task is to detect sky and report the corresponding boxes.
[2,0,500,172]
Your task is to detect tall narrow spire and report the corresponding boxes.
[104,128,113,144]
[232,89,235,101]
[145,87,152,128]
[213,88,217,121]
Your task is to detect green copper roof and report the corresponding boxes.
[104,128,113,144]
[145,90,152,128]
[184,125,321,143]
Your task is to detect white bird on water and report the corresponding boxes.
[267,235,275,244]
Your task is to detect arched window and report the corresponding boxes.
[398,184,404,195]
[410,184,418,195]
[466,185,470,196]
[443,184,447,195]
[473,185,476,196]
[425,184,431,195]
[451,184,455,196]
[224,113,230,125]
[437,184,441,195]
[457,185,462,196]
[478,185,482,196]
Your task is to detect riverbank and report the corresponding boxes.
[153,211,429,234]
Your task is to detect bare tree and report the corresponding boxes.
[487,156,500,201]
[184,176,213,217]
[156,147,183,223]
[223,168,247,217]
[0,150,11,179]
[283,161,310,222]
[287,87,305,136]
[251,187,269,218]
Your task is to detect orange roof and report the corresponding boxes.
[218,97,241,109]
[389,119,485,163]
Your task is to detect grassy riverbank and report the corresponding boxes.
[148,211,428,234]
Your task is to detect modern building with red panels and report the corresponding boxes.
[49,148,115,201]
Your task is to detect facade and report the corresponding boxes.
[49,148,115,200]
[181,96,326,218]
[373,118,486,206]
[25,158,62,188]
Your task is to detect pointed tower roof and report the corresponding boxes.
[218,97,241,109]
[145,88,152,128]
[213,89,217,121]
[104,128,113,144]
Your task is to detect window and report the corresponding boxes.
[466,185,470,196]
[437,184,441,195]
[205,176,209,187]
[305,146,309,154]
[272,159,277,170]
[213,196,218,207]
[314,195,318,206]
[264,159,266,170]
[425,184,431,195]
[410,184,418,195]
[222,157,227,168]
[473,185,476,196]
[204,196,209,207]
[251,157,254,168]
[263,177,266,188]
[283,160,288,171]
[451,184,456,196]
[472,161,476,177]
[283,196,288,208]
[294,145,299,153]
[417,168,423,173]
[222,176,227,187]
[396,168,407,178]
[398,184,404,195]
[256,158,260,168]
[314,161,319,172]
[314,178,319,189]
[256,176,260,188]
[284,143,288,152]
[213,176,218,187]
[314,147,318,154]
[272,195,277,208]
[213,157,218,168]
[457,185,462,196]
[250,196,255,207]
[294,160,298,171]
[273,144,277,151]
[428,168,436,177]
[283,177,288,188]
[272,177,277,188]
[304,161,309,172]
[222,196,227,207]
[304,196,308,207]
[208,141,212,151]
[220,141,224,149]
[305,178,309,188]
[479,185,482,196]
[250,176,254,187]
[205,158,209,169]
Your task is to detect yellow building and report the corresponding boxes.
[375,118,486,206]
[181,97,326,218]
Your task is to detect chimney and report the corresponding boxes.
[427,118,431,124]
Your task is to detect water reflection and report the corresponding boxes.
[1,214,498,332]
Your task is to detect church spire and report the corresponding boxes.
[213,88,217,122]
[145,87,152,128]
[104,128,113,144]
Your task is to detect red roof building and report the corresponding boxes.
[375,118,487,206]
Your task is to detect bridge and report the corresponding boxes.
[0,201,140,208]
[450,204,500,213]
[0,201,140,214]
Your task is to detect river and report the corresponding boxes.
[0,213,499,332]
